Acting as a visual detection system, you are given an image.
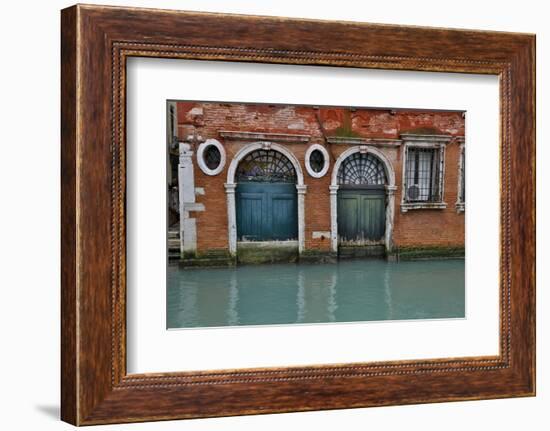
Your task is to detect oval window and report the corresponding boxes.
[204,145,221,170]
[305,145,329,178]
[197,139,226,175]
[309,149,325,173]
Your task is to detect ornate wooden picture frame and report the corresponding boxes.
[61,4,535,425]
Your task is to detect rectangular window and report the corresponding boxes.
[404,147,443,203]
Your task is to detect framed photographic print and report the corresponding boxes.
[61,4,535,425]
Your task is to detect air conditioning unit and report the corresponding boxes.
[407,184,420,200]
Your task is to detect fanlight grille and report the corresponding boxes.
[337,152,387,185]
[236,149,297,183]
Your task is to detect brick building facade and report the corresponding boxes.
[168,101,465,265]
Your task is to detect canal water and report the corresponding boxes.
[167,259,465,329]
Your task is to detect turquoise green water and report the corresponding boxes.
[167,259,465,329]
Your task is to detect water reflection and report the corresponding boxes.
[167,259,465,329]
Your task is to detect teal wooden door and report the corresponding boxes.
[237,183,298,241]
[338,188,385,243]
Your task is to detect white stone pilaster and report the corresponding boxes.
[385,185,397,253]
[178,142,196,256]
[329,185,339,253]
[224,183,237,255]
[296,184,307,253]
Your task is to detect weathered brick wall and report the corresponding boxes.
[176,102,465,254]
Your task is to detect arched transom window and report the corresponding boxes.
[236,149,297,183]
[337,152,387,185]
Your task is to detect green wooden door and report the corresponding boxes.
[337,188,385,243]
[237,183,298,241]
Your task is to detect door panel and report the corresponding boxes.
[337,196,359,242]
[361,195,385,240]
[338,188,386,244]
[237,193,264,241]
[272,193,298,240]
[237,183,297,241]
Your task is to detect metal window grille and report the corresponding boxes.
[459,147,465,204]
[404,147,443,202]
[337,152,387,185]
[236,149,297,183]
[309,149,325,173]
[204,145,222,170]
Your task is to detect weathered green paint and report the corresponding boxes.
[337,187,386,243]
[236,182,298,241]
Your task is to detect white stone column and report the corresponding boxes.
[296,184,307,253]
[178,142,196,256]
[385,185,397,253]
[329,185,339,253]
[224,183,237,256]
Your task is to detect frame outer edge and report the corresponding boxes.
[60,4,536,425]
[501,35,536,396]
[520,34,536,394]
[60,5,79,426]
[531,34,536,396]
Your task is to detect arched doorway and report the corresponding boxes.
[330,146,396,254]
[225,142,306,256]
[337,152,387,246]
[235,149,298,241]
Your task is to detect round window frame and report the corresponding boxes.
[305,144,330,178]
[197,139,226,176]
